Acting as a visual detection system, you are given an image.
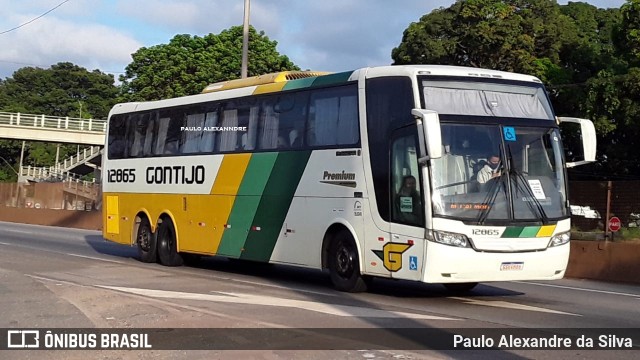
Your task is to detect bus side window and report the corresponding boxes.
[218,109,238,152]
[181,113,205,153]
[258,98,279,150]
[309,86,358,147]
[154,116,171,155]
[164,113,183,155]
[390,132,423,227]
[242,105,259,151]
[142,112,157,156]
[107,115,127,159]
[199,111,218,152]
[128,114,149,158]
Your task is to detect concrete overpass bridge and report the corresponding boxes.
[0,111,106,184]
[0,111,106,145]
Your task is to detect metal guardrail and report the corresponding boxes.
[19,146,102,183]
[60,146,102,171]
[63,178,100,198]
[0,111,106,133]
[21,166,96,184]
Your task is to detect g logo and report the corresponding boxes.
[373,243,413,272]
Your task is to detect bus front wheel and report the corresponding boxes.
[328,230,368,293]
[157,218,184,267]
[136,217,157,263]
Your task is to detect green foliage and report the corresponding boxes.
[620,0,640,64]
[0,63,118,177]
[393,0,640,179]
[0,62,117,119]
[392,0,571,74]
[617,226,640,241]
[119,26,299,101]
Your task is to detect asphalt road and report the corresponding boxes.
[0,221,638,359]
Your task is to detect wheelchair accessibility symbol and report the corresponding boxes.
[503,127,517,142]
[409,256,418,271]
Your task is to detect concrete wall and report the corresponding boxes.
[0,207,101,230]
[0,207,638,285]
[567,240,640,284]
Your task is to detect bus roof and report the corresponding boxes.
[109,65,543,116]
[202,71,331,93]
[357,65,543,84]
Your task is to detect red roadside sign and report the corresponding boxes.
[608,216,621,232]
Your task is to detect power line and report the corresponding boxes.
[0,0,72,35]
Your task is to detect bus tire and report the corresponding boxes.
[328,230,368,293]
[443,282,478,293]
[157,218,184,267]
[136,217,157,263]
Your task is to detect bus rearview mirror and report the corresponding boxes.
[412,109,443,161]
[558,117,597,168]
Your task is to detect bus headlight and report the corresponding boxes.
[433,231,470,248]
[548,232,571,247]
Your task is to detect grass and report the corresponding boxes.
[570,226,640,241]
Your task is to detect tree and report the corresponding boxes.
[392,0,573,76]
[619,0,640,65]
[391,0,640,178]
[0,62,117,119]
[0,63,118,176]
[119,26,299,101]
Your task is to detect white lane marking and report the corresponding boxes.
[0,240,124,264]
[514,281,640,299]
[100,286,459,320]
[206,277,341,298]
[66,253,124,264]
[449,297,580,316]
[0,229,33,235]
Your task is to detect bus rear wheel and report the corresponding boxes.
[328,230,368,293]
[443,282,478,293]
[157,218,184,267]
[136,217,157,263]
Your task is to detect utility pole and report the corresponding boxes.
[241,0,250,78]
[18,141,26,182]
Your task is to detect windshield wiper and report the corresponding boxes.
[507,145,549,223]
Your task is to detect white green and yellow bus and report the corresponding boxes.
[102,65,596,292]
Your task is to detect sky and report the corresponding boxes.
[0,0,628,82]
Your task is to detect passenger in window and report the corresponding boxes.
[289,129,302,148]
[164,140,179,155]
[396,175,423,224]
[277,135,289,149]
[476,153,502,189]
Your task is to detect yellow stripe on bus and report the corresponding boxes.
[208,154,252,253]
[253,82,287,95]
[536,225,556,237]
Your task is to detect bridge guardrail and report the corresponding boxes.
[21,165,96,184]
[0,111,106,133]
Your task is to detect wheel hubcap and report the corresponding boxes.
[336,243,353,277]
[138,228,150,251]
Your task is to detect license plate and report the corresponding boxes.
[500,262,524,271]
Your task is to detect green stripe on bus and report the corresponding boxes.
[310,71,353,87]
[501,227,524,238]
[282,77,317,91]
[240,150,312,262]
[216,153,278,257]
[519,226,541,238]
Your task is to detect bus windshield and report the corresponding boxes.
[430,123,568,223]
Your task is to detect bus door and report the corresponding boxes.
[386,127,425,281]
